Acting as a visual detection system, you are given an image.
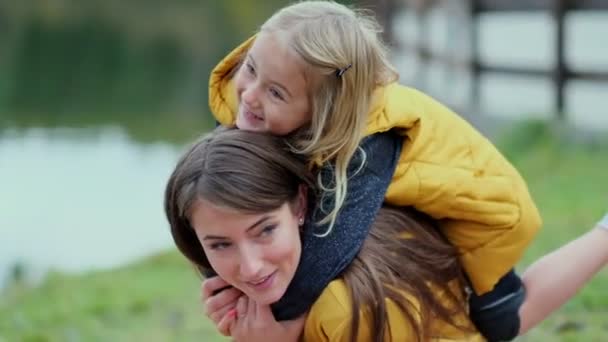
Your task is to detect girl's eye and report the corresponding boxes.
[210,242,231,250]
[260,225,277,237]
[245,63,255,75]
[269,88,284,101]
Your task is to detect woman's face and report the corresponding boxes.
[233,31,312,135]
[189,197,303,305]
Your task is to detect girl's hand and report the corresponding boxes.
[229,296,307,342]
[201,276,243,336]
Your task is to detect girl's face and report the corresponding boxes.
[189,197,304,305]
[234,32,312,135]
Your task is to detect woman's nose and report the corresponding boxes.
[238,248,264,280]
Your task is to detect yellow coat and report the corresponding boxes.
[304,279,485,341]
[208,37,542,294]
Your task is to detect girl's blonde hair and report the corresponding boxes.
[261,0,398,234]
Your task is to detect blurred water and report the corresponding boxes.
[392,9,608,131]
[0,127,181,287]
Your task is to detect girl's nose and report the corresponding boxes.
[241,85,261,109]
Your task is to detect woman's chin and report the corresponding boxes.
[245,286,287,306]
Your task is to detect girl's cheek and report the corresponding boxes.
[234,70,247,91]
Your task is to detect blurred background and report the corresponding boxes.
[1,0,607,341]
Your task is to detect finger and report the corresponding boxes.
[247,297,257,320]
[230,305,245,340]
[204,287,242,318]
[236,296,248,320]
[216,308,237,337]
[202,276,232,299]
[255,301,273,322]
[245,297,264,329]
[208,302,236,326]
[228,313,239,338]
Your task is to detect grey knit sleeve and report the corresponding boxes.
[271,130,402,320]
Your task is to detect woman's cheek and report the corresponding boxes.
[272,234,301,275]
[207,254,233,281]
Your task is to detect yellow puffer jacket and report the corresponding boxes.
[208,37,542,294]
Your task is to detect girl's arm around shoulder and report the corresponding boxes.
[271,131,402,320]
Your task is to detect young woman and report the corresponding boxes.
[165,128,482,341]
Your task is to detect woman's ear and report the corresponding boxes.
[296,184,308,221]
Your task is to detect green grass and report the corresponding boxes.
[1,119,607,341]
[499,121,608,340]
[0,253,228,342]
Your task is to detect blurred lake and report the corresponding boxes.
[0,127,189,287]
[1,3,607,288]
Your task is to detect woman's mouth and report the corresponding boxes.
[245,271,276,291]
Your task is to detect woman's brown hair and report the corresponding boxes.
[343,206,471,342]
[164,127,313,275]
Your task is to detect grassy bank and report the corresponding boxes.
[499,121,608,341]
[2,120,607,341]
[0,253,227,342]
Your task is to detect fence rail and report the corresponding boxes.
[395,0,608,120]
[475,0,608,11]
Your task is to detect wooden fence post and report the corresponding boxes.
[552,0,567,120]
[469,0,481,115]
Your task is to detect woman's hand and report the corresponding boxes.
[229,296,307,342]
[202,276,243,336]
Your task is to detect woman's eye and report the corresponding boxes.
[260,225,277,237]
[210,242,231,250]
[269,88,284,100]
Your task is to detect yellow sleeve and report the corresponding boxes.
[383,87,542,294]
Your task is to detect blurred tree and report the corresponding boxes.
[0,0,390,132]
[0,0,290,122]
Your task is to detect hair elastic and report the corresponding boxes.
[336,64,352,77]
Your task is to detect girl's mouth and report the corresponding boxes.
[243,108,263,122]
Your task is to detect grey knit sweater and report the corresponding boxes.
[270,130,402,320]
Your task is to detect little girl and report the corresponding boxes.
[206,1,541,340]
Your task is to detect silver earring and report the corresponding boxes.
[298,217,304,226]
